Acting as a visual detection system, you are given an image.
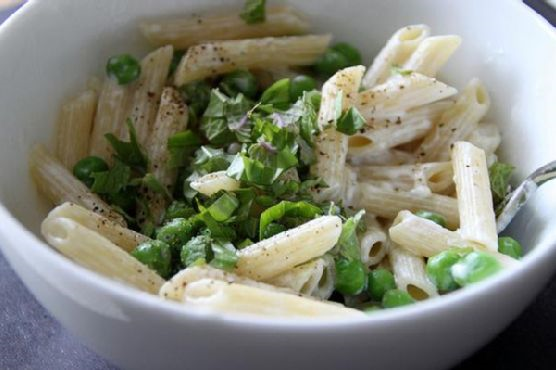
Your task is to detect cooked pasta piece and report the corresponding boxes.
[47,202,149,252]
[127,45,174,146]
[348,100,452,155]
[189,171,241,196]
[452,141,498,252]
[465,121,501,166]
[357,162,454,195]
[389,210,464,257]
[348,148,417,166]
[268,255,336,299]
[142,87,188,224]
[312,66,365,202]
[235,216,342,281]
[30,145,126,226]
[362,24,430,88]
[356,73,457,120]
[41,217,164,294]
[140,6,309,49]
[89,78,132,160]
[389,210,518,267]
[360,214,388,267]
[174,34,331,86]
[160,265,296,302]
[416,78,490,162]
[182,279,364,318]
[389,243,438,299]
[357,183,459,229]
[402,35,462,77]
[56,89,98,169]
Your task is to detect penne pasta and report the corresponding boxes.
[356,73,458,120]
[362,24,430,88]
[389,210,518,268]
[357,162,454,195]
[89,78,132,160]
[357,183,459,229]
[416,78,490,162]
[360,214,389,267]
[30,145,126,226]
[160,265,296,302]
[140,5,310,49]
[402,35,462,77]
[235,216,342,281]
[466,121,501,157]
[56,89,98,169]
[268,255,336,300]
[189,171,241,196]
[143,87,188,224]
[174,34,331,86]
[348,147,417,166]
[127,45,174,146]
[312,66,365,202]
[389,210,464,257]
[182,279,364,318]
[41,217,164,294]
[47,202,149,253]
[389,242,438,299]
[452,141,498,252]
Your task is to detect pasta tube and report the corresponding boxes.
[402,35,462,77]
[235,216,342,281]
[143,87,188,224]
[30,145,126,226]
[389,243,438,299]
[189,171,241,196]
[89,78,132,160]
[174,34,331,85]
[452,141,498,252]
[56,89,97,168]
[360,214,388,267]
[268,255,336,300]
[41,217,164,294]
[356,73,457,120]
[362,24,430,88]
[140,6,309,48]
[357,183,459,229]
[160,265,296,302]
[47,202,149,253]
[417,78,490,162]
[183,279,364,318]
[127,45,174,146]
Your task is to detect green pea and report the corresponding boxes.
[262,222,286,239]
[367,268,396,301]
[498,237,523,259]
[73,156,109,188]
[414,210,447,228]
[382,289,415,308]
[335,257,367,295]
[289,75,316,101]
[331,42,362,65]
[131,240,172,278]
[451,251,501,286]
[314,49,349,77]
[426,249,463,293]
[220,70,258,99]
[106,54,141,85]
[164,200,196,221]
[156,217,200,249]
[107,188,136,214]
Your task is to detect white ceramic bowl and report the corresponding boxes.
[1,1,556,369]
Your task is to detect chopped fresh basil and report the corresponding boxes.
[240,0,266,24]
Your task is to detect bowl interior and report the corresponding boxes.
[0,0,555,260]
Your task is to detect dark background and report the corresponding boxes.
[1,1,555,369]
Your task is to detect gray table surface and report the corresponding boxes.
[1,1,556,370]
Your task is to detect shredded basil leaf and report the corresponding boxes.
[104,119,148,171]
[167,130,201,168]
[210,241,238,271]
[335,210,365,261]
[336,106,366,135]
[390,64,413,76]
[489,161,514,206]
[90,160,131,194]
[240,0,266,24]
[259,200,322,240]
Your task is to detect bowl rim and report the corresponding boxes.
[0,0,556,331]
